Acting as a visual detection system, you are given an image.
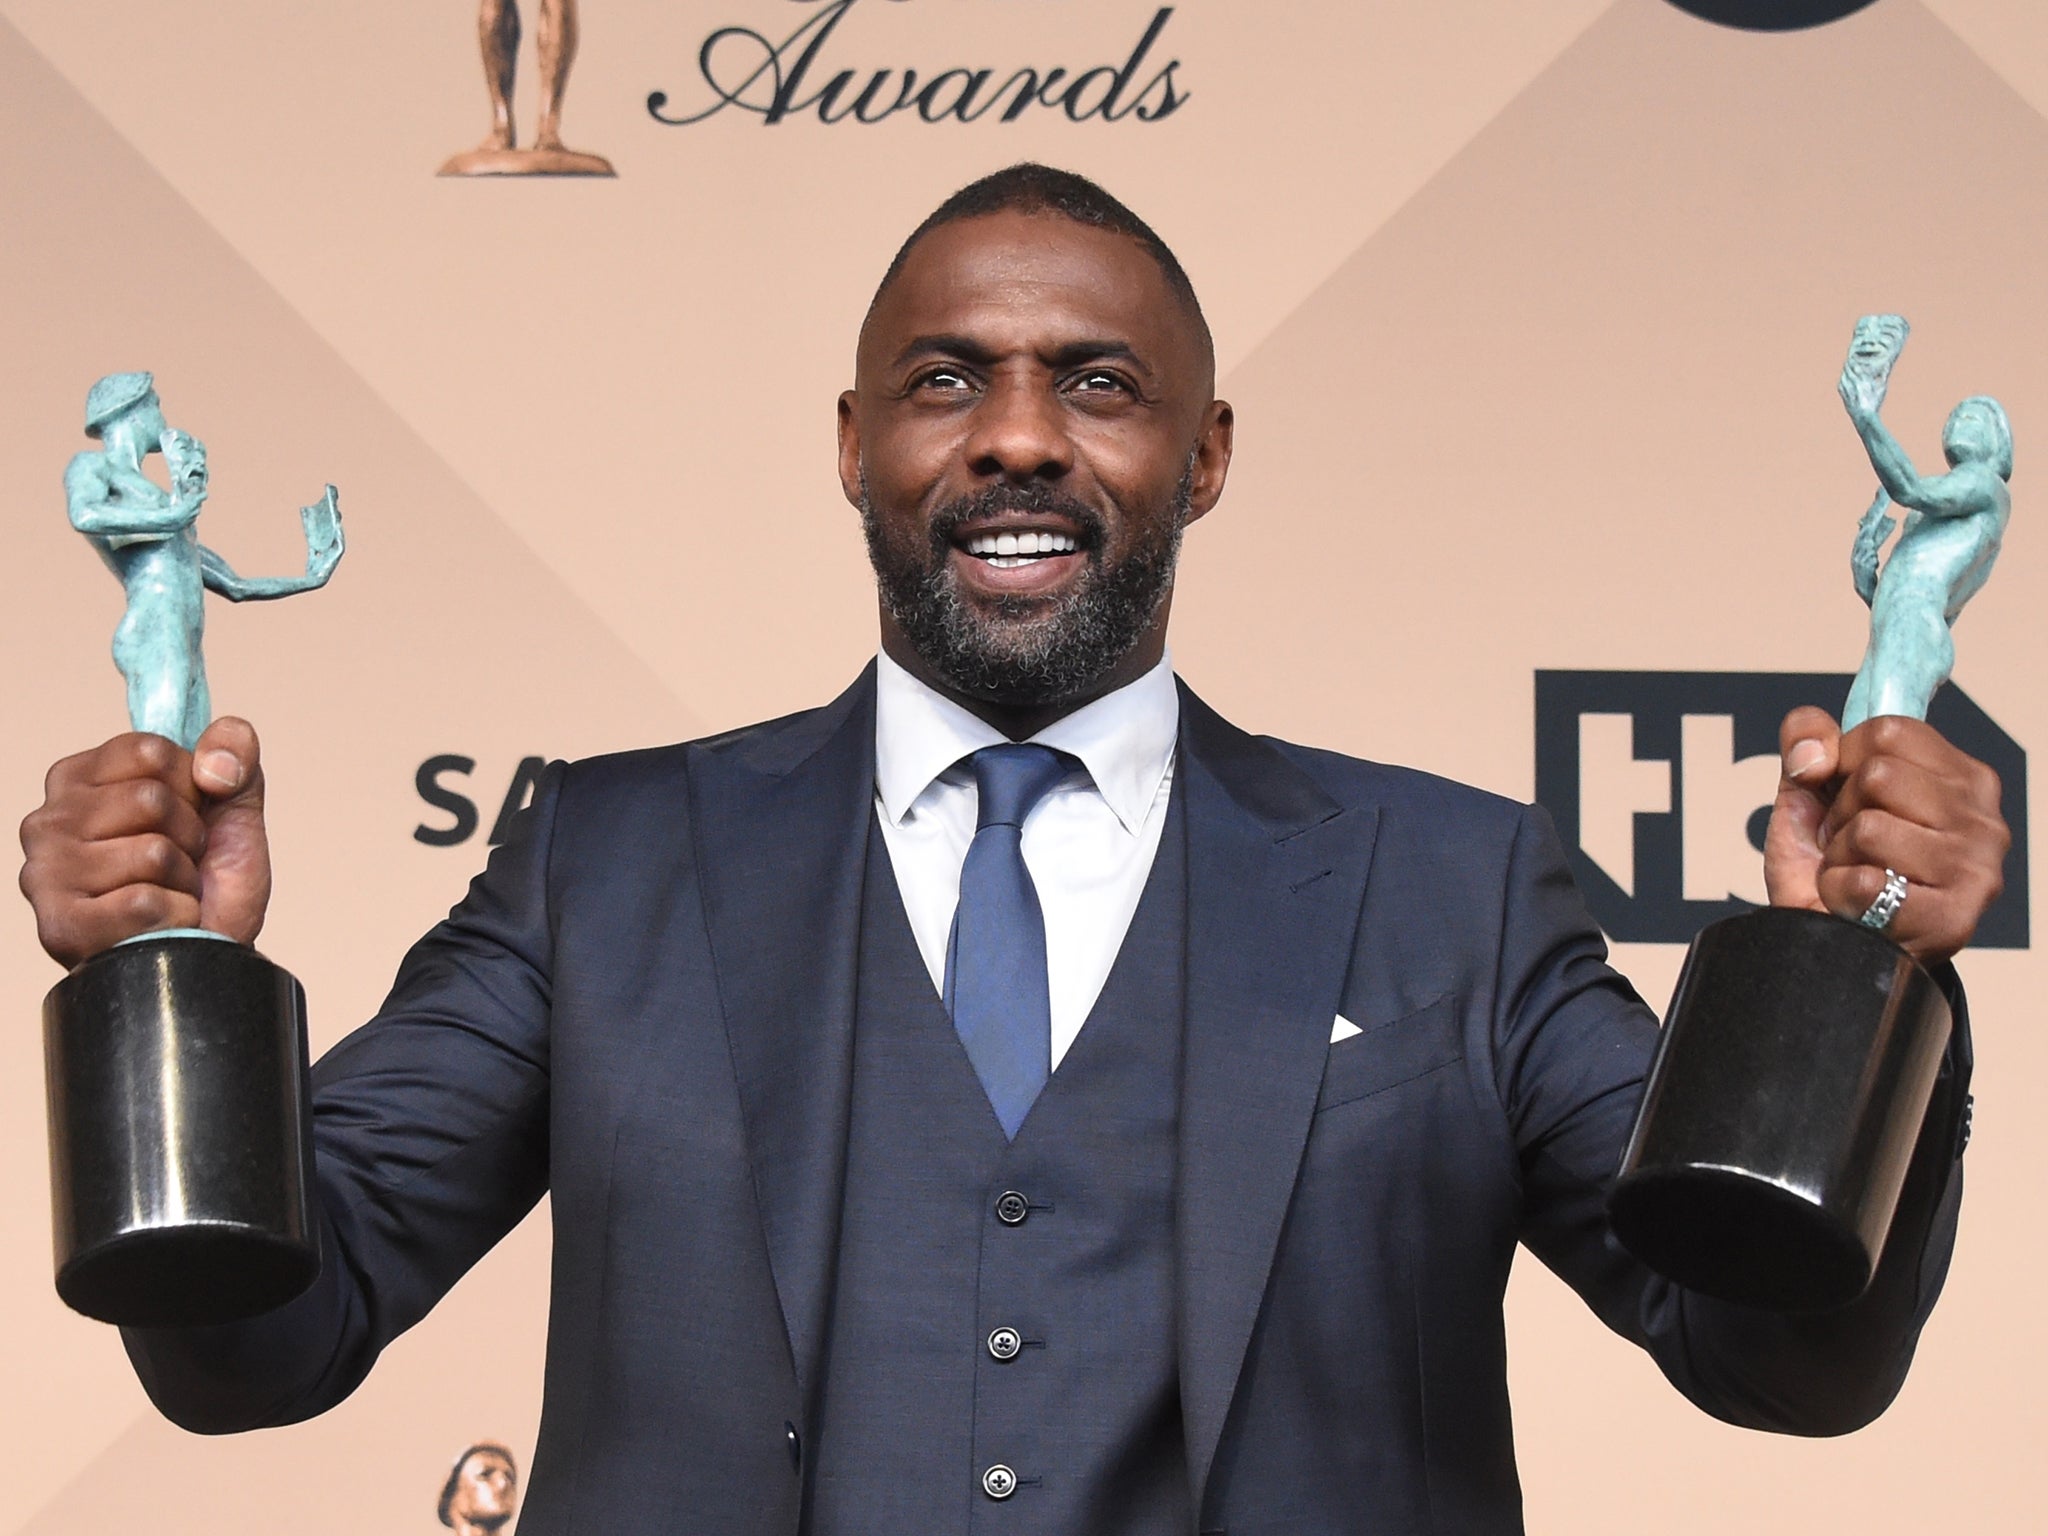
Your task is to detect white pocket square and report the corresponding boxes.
[1330,1014,1362,1043]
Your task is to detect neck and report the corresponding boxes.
[879,625,1165,741]
[102,424,150,470]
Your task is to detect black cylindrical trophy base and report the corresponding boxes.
[43,934,319,1327]
[1608,907,1950,1312]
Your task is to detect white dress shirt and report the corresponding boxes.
[873,648,1180,1069]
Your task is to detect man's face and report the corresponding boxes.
[840,208,1232,711]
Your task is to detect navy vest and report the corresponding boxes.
[807,792,1191,1534]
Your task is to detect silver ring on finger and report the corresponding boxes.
[1858,867,1908,932]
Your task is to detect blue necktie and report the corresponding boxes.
[945,743,1071,1140]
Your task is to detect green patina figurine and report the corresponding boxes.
[64,373,343,751]
[1838,316,2011,732]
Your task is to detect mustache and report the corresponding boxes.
[926,483,1107,559]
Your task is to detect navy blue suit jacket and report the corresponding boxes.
[126,669,1968,1534]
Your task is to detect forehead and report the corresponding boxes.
[862,210,1193,364]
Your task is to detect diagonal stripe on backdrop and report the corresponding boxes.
[0,0,1618,729]
[1925,0,2048,121]
[1185,5,2048,1531]
[0,18,694,1530]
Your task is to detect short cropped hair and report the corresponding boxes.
[868,163,1211,348]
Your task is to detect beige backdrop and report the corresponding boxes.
[2,1,2043,1530]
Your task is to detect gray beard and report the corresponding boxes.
[859,470,1190,708]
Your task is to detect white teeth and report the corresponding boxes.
[963,530,1080,558]
[987,556,1029,568]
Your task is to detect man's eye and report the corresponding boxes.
[916,368,973,391]
[1070,370,1133,395]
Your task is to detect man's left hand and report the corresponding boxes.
[1765,707,2010,967]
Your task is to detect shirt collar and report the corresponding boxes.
[873,647,1179,836]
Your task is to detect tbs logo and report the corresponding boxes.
[1533,672,2028,948]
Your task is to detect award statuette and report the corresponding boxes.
[44,372,344,1327]
[438,0,615,177]
[1608,319,2009,1311]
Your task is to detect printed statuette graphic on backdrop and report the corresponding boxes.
[441,0,615,176]
[45,372,337,1329]
[439,1444,520,1536]
[65,372,344,751]
[1838,315,2013,730]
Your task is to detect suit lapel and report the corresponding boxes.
[689,666,877,1410]
[1174,685,1381,1510]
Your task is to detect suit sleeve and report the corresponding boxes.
[1495,803,1969,1436]
[121,764,568,1433]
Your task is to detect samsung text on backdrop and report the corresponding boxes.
[415,755,551,848]
[649,0,1186,127]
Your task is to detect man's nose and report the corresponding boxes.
[963,377,1073,483]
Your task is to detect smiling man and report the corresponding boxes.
[848,183,1229,737]
[20,166,2010,1535]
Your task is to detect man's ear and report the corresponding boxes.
[1184,399,1235,527]
[837,391,863,509]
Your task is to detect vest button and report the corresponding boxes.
[987,1326,1022,1360]
[983,1464,1019,1500]
[784,1422,801,1471]
[994,1190,1029,1225]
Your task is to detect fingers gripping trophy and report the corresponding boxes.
[1609,320,2011,1310]
[36,372,344,1325]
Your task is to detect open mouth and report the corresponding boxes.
[960,528,1084,569]
[928,495,1102,599]
[943,508,1096,595]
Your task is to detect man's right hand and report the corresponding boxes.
[19,717,271,969]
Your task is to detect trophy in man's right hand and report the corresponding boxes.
[1609,316,2012,1312]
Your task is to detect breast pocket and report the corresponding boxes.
[1314,992,1464,1113]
